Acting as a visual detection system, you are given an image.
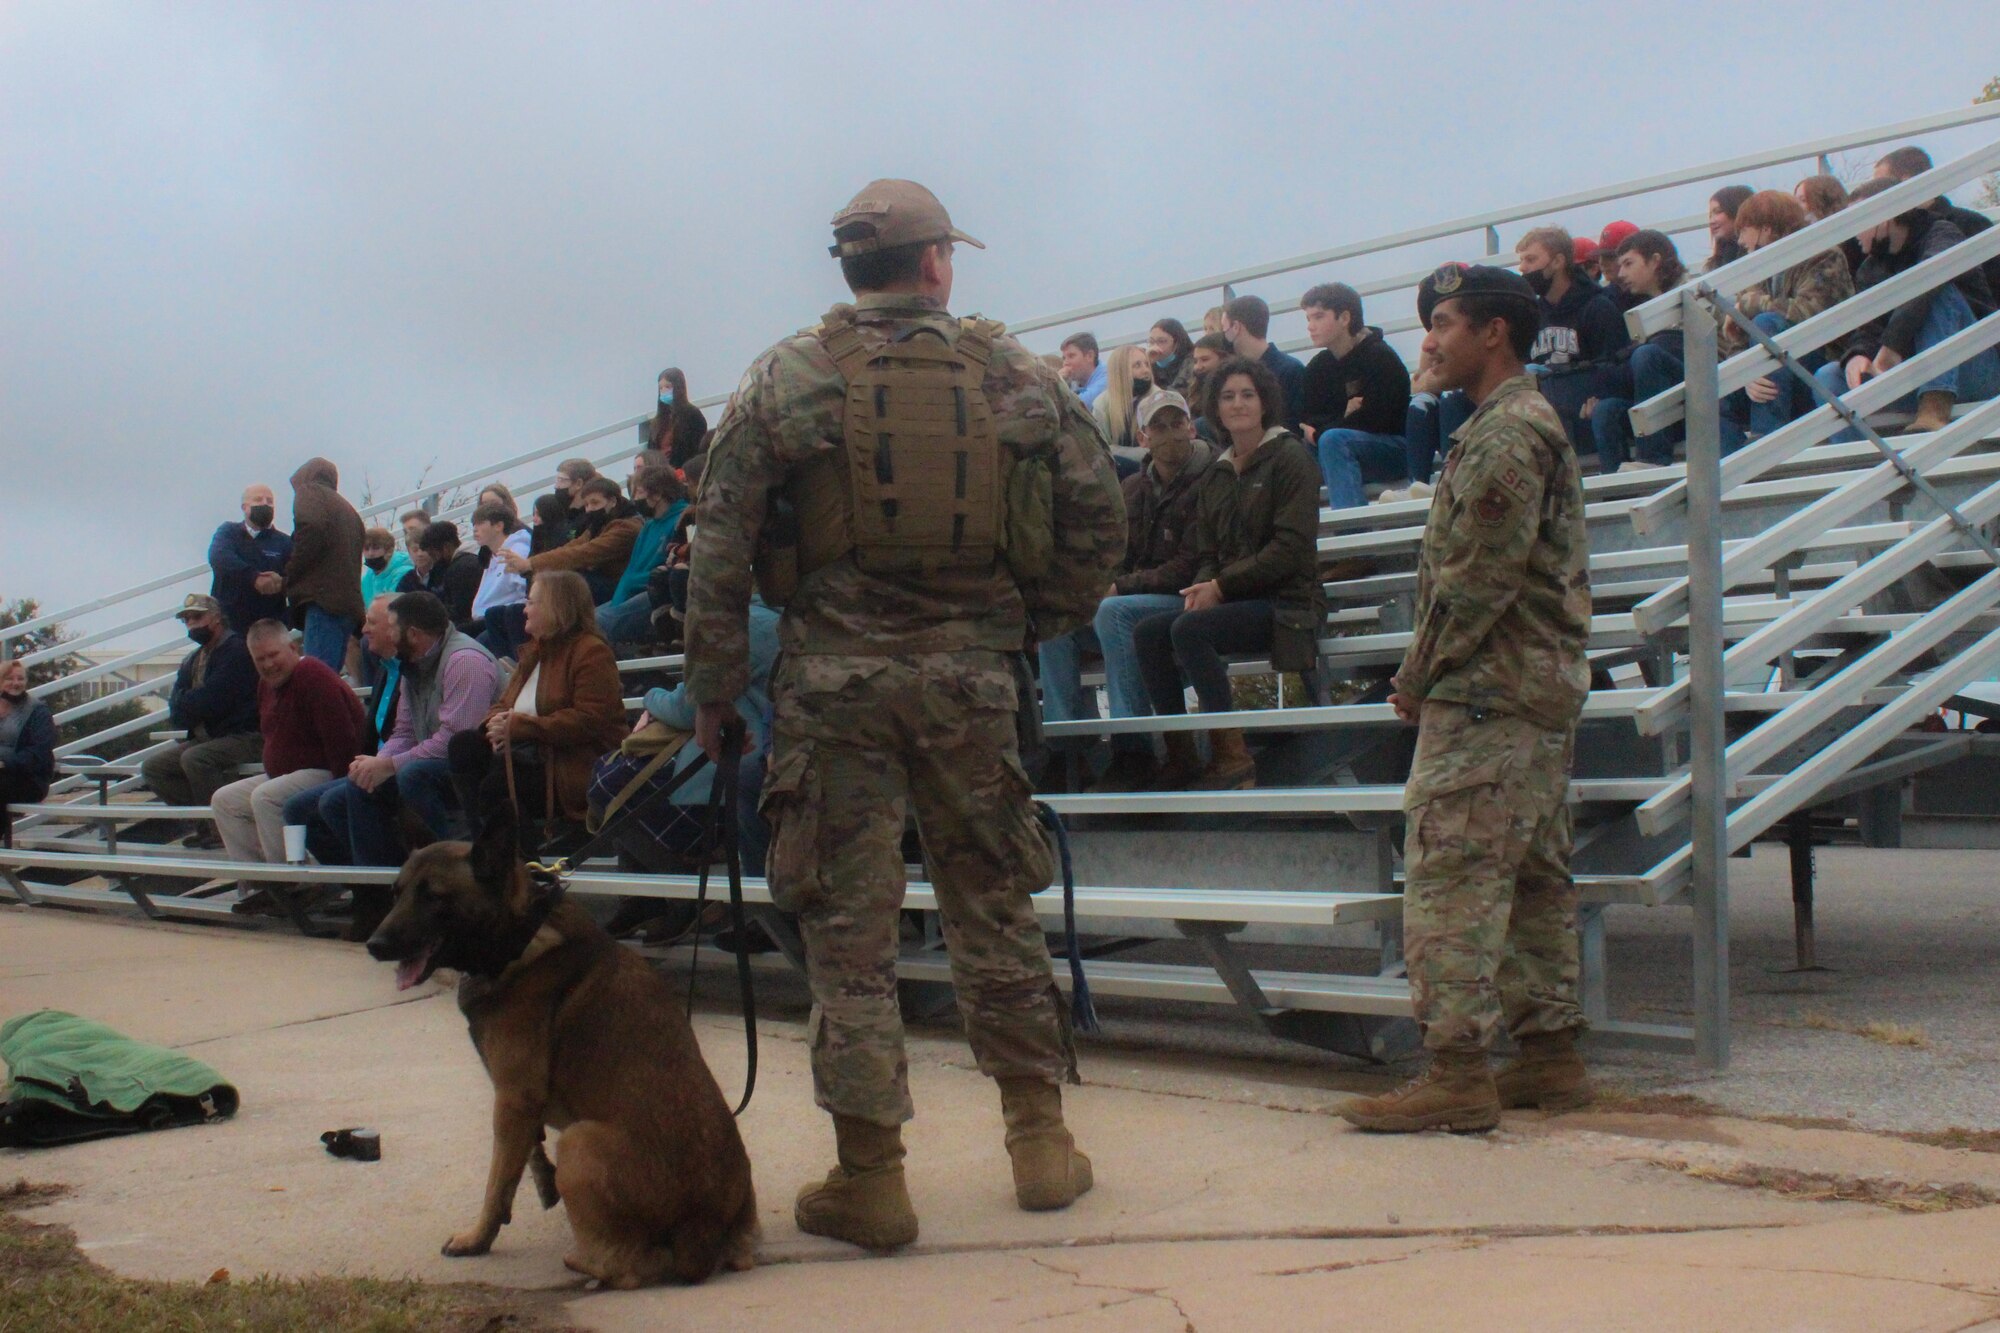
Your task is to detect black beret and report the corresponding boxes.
[1416,263,1539,330]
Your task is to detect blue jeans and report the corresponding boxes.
[1532,364,1618,456]
[1317,429,1410,509]
[1813,285,2000,441]
[302,606,356,673]
[1592,341,1687,468]
[1039,592,1182,755]
[314,757,459,866]
[1722,312,1823,447]
[1404,392,1472,484]
[596,592,655,643]
[478,603,530,658]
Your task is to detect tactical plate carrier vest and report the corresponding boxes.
[755,305,1056,606]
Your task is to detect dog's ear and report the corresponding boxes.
[469,800,520,892]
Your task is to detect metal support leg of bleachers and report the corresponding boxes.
[1174,920,1418,1063]
[1683,289,1732,1068]
[1777,811,1828,974]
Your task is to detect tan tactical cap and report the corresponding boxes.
[175,593,223,620]
[829,179,985,258]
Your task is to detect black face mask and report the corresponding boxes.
[1131,377,1153,398]
[1868,234,1894,259]
[0,687,27,703]
[247,504,275,528]
[1523,268,1555,297]
[187,625,215,647]
[579,509,610,536]
[364,555,389,572]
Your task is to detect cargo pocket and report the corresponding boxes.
[758,743,825,914]
[1270,603,1323,674]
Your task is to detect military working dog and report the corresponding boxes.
[366,802,757,1287]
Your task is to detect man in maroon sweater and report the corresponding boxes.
[211,619,365,895]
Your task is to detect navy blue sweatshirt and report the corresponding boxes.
[1531,274,1630,375]
[167,631,260,740]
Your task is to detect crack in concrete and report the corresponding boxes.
[1023,1254,1196,1330]
[171,989,443,1050]
[754,1218,1802,1270]
[1509,1248,2000,1304]
[1261,1238,1467,1278]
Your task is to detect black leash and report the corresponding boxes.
[687,717,757,1116]
[1034,801,1098,1034]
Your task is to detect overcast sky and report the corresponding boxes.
[5,2,1999,632]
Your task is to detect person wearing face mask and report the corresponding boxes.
[416,519,484,633]
[553,458,599,530]
[595,464,691,644]
[499,476,643,604]
[1146,318,1196,395]
[359,528,413,608]
[0,658,59,832]
[311,590,500,938]
[1514,226,1629,454]
[644,368,710,469]
[137,595,264,844]
[207,484,293,633]
[1092,344,1153,476]
[1039,390,1216,792]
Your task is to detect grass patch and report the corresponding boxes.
[1673,1163,2000,1214]
[1896,1126,2000,1154]
[0,1179,583,1333]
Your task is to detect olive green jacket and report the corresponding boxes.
[1194,428,1326,673]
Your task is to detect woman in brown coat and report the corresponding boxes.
[448,570,627,835]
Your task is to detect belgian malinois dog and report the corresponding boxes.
[366,801,757,1287]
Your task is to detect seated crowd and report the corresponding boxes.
[1036,142,1997,792]
[47,138,1993,914]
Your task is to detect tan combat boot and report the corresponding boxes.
[1153,732,1204,789]
[794,1114,919,1249]
[1338,1049,1501,1133]
[1189,729,1256,790]
[1494,1029,1593,1112]
[1910,389,1957,433]
[998,1077,1094,1211]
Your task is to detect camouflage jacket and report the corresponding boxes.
[1393,375,1591,731]
[684,293,1125,705]
[1727,247,1855,354]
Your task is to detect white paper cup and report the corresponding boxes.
[282,824,309,864]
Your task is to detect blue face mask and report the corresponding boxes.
[659,390,675,406]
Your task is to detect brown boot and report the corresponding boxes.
[1339,1049,1500,1133]
[794,1114,919,1249]
[1188,729,1256,790]
[1494,1029,1593,1112]
[1910,389,1956,433]
[1153,732,1203,789]
[998,1078,1093,1211]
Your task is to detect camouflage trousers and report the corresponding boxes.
[1403,699,1583,1054]
[761,649,1067,1127]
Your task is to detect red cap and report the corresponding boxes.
[1572,235,1599,264]
[1599,220,1639,251]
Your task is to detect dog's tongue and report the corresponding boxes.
[395,943,436,992]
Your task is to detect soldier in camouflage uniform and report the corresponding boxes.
[685,180,1125,1247]
[1340,264,1594,1135]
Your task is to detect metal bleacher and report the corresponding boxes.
[9,103,2000,1069]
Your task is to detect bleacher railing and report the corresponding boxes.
[1626,131,2000,1065]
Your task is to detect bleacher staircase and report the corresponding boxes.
[10,104,2000,1069]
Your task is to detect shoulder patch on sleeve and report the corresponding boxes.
[1472,485,1517,528]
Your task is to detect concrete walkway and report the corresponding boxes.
[3,907,1998,1330]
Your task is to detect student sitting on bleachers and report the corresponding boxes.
[417,520,482,633]
[1516,226,1630,454]
[139,594,263,848]
[212,620,364,915]
[595,463,691,646]
[1815,177,2000,438]
[1040,389,1216,793]
[1589,230,1688,471]
[1721,190,1854,447]
[1134,358,1323,791]
[499,476,641,605]
[0,658,57,819]
[1705,185,1754,272]
[1300,282,1414,510]
[1874,145,2000,297]
[359,527,412,610]
[469,503,531,622]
